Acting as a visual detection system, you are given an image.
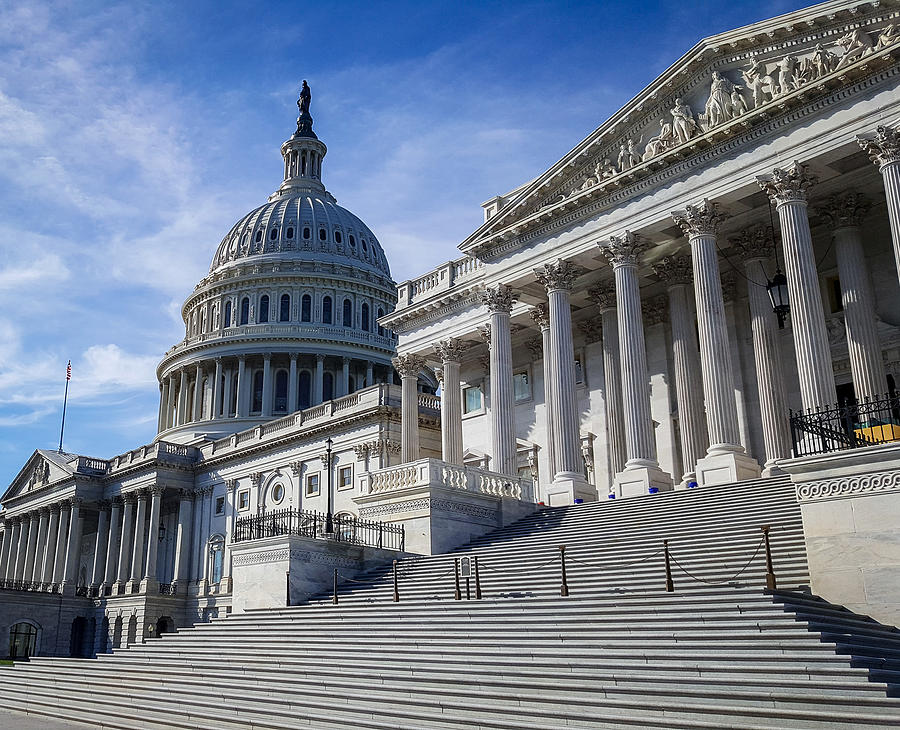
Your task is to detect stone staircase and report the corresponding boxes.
[3,476,900,729]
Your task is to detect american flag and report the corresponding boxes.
[66,360,71,381]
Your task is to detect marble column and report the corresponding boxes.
[481,285,518,476]
[61,500,83,590]
[236,356,248,417]
[116,494,135,585]
[22,512,39,583]
[858,125,900,283]
[288,354,298,412]
[600,232,673,496]
[103,498,123,588]
[588,284,627,489]
[222,480,238,592]
[193,363,204,422]
[212,357,223,419]
[173,490,194,589]
[672,200,760,485]
[434,339,465,465]
[190,490,204,582]
[341,357,351,396]
[261,353,273,416]
[52,503,69,584]
[130,490,148,583]
[143,487,163,584]
[14,515,31,581]
[366,361,374,388]
[759,162,837,412]
[529,305,557,483]
[314,355,325,405]
[393,353,425,463]
[733,227,792,474]
[653,255,709,487]
[0,518,16,581]
[31,508,49,583]
[166,374,176,429]
[819,193,889,400]
[535,260,596,504]
[157,382,167,432]
[176,369,188,427]
[90,503,110,589]
[41,506,60,584]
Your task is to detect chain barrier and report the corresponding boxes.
[566,547,663,571]
[476,554,560,575]
[667,536,765,586]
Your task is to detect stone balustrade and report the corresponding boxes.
[395,255,484,310]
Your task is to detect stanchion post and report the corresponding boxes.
[454,558,461,601]
[332,568,338,605]
[474,556,482,600]
[664,540,674,592]
[465,576,471,601]
[559,545,569,597]
[392,560,399,602]
[761,525,777,590]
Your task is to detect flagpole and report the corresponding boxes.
[58,360,71,453]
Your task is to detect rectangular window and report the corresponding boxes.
[215,496,225,516]
[237,490,249,511]
[306,473,320,497]
[463,384,483,414]
[338,465,353,491]
[513,370,531,402]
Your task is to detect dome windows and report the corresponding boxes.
[255,230,263,243]
[286,227,294,239]
[342,299,352,328]
[270,228,278,241]
[361,303,370,332]
[274,371,288,413]
[322,296,333,324]
[361,239,368,254]
[303,227,311,240]
[224,301,232,328]
[258,295,269,323]
[334,231,342,244]
[240,297,250,326]
[377,308,385,337]
[279,294,290,322]
[349,235,356,247]
[301,294,312,322]
[318,228,327,241]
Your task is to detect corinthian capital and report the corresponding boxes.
[528,304,549,330]
[671,199,728,237]
[730,226,775,262]
[433,338,466,363]
[757,161,818,204]
[816,192,871,229]
[857,125,900,168]
[652,254,693,286]
[480,285,516,314]
[599,231,649,268]
[534,259,577,292]
[392,353,425,377]
[587,282,616,311]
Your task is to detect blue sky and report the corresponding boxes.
[0,0,813,485]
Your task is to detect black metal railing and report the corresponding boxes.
[790,392,900,457]
[0,579,61,594]
[234,508,405,552]
[158,583,176,595]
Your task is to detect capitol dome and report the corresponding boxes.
[155,82,398,444]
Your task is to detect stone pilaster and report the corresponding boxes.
[534,260,596,504]
[818,193,888,400]
[653,255,708,487]
[529,304,557,482]
[212,357,223,419]
[758,161,838,412]
[672,200,760,485]
[61,499,83,592]
[130,489,148,586]
[90,503,110,589]
[599,232,673,496]
[261,353,273,416]
[103,497,122,589]
[732,227,792,475]
[858,125,900,283]
[481,285,518,476]
[434,339,465,465]
[116,493,135,585]
[393,353,425,463]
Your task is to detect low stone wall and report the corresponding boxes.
[782,442,900,627]
[231,533,404,612]
[0,590,92,657]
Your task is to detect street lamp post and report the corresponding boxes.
[324,436,334,535]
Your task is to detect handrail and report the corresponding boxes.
[789,391,900,457]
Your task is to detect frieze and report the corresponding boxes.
[232,548,357,568]
[358,497,497,521]
[796,470,900,502]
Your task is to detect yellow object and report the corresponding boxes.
[854,422,900,444]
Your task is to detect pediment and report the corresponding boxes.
[2,449,76,504]
[462,0,900,258]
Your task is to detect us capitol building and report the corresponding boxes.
[2,0,900,660]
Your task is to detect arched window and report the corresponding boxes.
[301,153,307,175]
[303,227,311,240]
[274,370,288,413]
[377,307,385,337]
[252,370,264,413]
[361,303,370,332]
[319,228,327,241]
[323,372,334,401]
[255,230,262,243]
[301,294,312,322]
[322,296,333,324]
[9,621,38,659]
[286,227,294,239]
[230,373,238,416]
[258,295,269,323]
[224,300,232,328]
[299,370,311,410]
[335,231,342,244]
[239,297,250,326]
[349,235,356,247]
[269,228,278,240]
[279,294,290,322]
[207,535,225,585]
[342,299,352,328]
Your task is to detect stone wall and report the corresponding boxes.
[0,591,92,657]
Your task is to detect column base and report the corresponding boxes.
[139,577,159,595]
[678,471,699,491]
[762,461,787,478]
[546,473,599,506]
[695,450,761,486]
[613,465,674,498]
